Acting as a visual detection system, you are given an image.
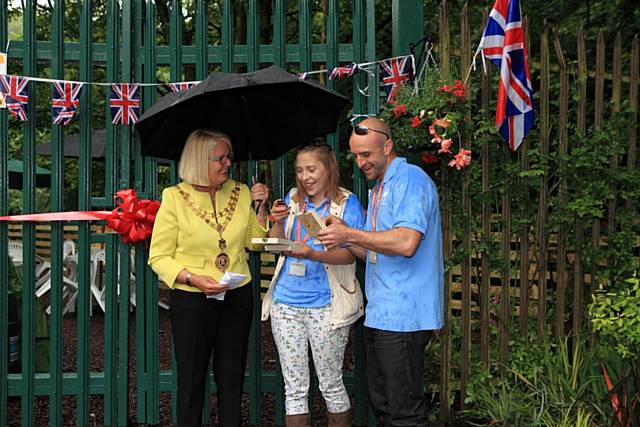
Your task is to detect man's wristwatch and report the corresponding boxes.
[185,272,192,286]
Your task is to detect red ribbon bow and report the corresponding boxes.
[106,189,160,244]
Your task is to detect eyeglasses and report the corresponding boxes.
[353,124,390,140]
[209,154,235,163]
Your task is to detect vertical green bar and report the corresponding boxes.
[21,2,37,425]
[353,2,372,424]
[273,0,287,200]
[104,0,120,425]
[0,0,8,425]
[50,1,66,425]
[168,1,182,422]
[195,0,208,79]
[326,0,339,152]
[142,1,160,424]
[120,0,134,424]
[246,1,263,425]
[103,235,118,426]
[298,1,311,74]
[221,0,233,72]
[77,0,93,420]
[392,0,423,56]
[273,2,286,423]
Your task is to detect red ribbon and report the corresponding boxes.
[0,189,160,244]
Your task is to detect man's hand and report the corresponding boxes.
[318,223,352,250]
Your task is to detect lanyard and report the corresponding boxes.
[370,182,384,231]
[295,199,330,242]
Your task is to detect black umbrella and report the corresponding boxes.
[135,65,350,161]
[8,159,51,188]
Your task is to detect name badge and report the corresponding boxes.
[289,262,306,277]
[368,251,378,264]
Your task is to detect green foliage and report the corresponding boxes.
[463,337,608,427]
[589,276,640,361]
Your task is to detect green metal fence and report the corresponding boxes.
[0,1,424,425]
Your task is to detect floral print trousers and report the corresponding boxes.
[270,303,351,415]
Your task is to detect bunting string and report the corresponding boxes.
[0,54,415,125]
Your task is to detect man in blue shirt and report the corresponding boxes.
[318,117,444,427]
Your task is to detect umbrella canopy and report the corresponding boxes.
[135,65,350,161]
[8,159,51,188]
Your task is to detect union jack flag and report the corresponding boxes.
[477,0,534,151]
[0,75,30,121]
[167,82,197,92]
[110,83,140,125]
[328,62,360,80]
[379,56,414,103]
[51,81,83,125]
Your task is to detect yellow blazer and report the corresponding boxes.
[148,180,268,292]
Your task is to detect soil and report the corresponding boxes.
[6,298,359,426]
[6,292,467,426]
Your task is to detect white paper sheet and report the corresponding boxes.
[206,271,248,300]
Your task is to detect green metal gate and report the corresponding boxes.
[0,1,424,425]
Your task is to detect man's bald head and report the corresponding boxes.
[353,118,392,146]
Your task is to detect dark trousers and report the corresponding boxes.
[170,284,253,427]
[364,327,431,427]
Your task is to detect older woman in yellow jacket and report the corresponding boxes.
[148,129,268,427]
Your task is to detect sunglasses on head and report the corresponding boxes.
[353,124,390,140]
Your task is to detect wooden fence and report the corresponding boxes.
[435,0,639,418]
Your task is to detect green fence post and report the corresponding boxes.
[392,0,423,57]
[0,1,8,426]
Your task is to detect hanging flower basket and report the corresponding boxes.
[380,65,471,171]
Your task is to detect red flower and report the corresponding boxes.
[453,80,466,98]
[432,117,452,129]
[437,84,451,93]
[410,117,422,128]
[438,138,453,154]
[393,104,408,118]
[429,125,442,144]
[420,153,438,164]
[448,148,472,170]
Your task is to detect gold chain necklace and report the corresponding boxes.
[178,183,241,271]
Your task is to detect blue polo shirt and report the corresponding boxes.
[273,192,366,308]
[364,157,444,332]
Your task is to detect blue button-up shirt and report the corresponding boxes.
[364,157,444,332]
[274,192,365,308]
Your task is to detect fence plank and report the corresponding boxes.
[480,10,492,370]
[573,29,587,347]
[589,29,606,304]
[537,22,549,341]
[628,35,639,205]
[608,33,622,287]
[552,28,568,339]
[439,1,452,419]
[518,16,531,336]
[458,2,472,408]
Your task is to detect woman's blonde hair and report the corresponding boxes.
[178,129,232,185]
[292,140,345,205]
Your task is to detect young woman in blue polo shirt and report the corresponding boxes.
[261,141,365,427]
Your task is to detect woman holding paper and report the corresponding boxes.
[261,141,365,427]
[148,129,269,427]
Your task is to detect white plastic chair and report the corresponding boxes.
[90,248,168,313]
[33,239,80,315]
[8,240,53,292]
